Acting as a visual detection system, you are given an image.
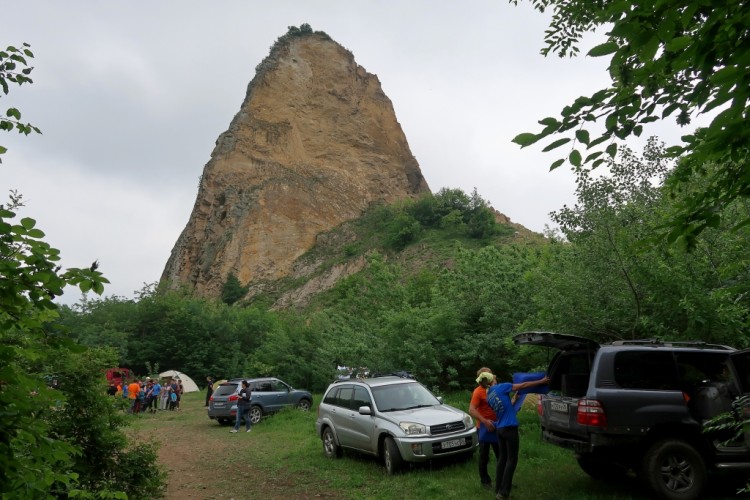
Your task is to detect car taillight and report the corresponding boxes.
[229,394,239,402]
[577,399,607,427]
[209,395,214,402]
[537,395,543,416]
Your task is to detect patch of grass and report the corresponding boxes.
[134,392,747,499]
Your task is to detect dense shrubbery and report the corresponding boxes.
[362,188,511,251]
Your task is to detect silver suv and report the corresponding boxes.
[315,375,477,474]
[208,377,312,425]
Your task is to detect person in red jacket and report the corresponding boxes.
[469,368,499,490]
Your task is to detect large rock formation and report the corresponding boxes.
[161,28,430,299]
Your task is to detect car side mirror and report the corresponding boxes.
[358,406,372,415]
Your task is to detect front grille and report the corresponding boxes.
[430,420,466,435]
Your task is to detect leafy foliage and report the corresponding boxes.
[221,272,248,305]
[511,0,750,246]
[0,48,163,497]
[0,44,41,161]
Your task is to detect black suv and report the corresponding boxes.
[515,331,750,500]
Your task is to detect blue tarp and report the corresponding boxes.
[512,372,549,412]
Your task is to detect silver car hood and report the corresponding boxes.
[383,404,466,426]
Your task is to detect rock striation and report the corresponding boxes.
[161,28,430,299]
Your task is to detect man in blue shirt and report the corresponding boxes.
[487,374,549,500]
[149,379,162,413]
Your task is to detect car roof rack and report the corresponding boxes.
[331,370,416,384]
[609,339,734,350]
[370,371,416,379]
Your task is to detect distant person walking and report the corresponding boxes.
[231,380,252,433]
[487,373,549,500]
[469,368,499,490]
[205,376,214,407]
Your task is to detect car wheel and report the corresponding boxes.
[297,399,311,411]
[383,437,404,475]
[576,453,627,480]
[640,439,706,500]
[249,405,263,425]
[322,427,342,458]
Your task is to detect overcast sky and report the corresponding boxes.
[3,1,684,305]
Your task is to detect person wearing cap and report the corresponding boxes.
[487,373,549,500]
[469,368,499,490]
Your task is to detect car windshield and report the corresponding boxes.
[372,382,440,411]
[214,383,239,397]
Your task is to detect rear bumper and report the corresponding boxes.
[543,429,642,454]
[543,429,592,453]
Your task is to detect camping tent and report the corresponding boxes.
[159,370,200,393]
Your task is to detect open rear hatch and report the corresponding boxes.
[513,331,599,351]
[513,332,600,445]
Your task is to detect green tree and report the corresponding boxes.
[528,139,750,347]
[0,45,163,497]
[221,272,248,305]
[511,0,750,246]
[0,43,41,162]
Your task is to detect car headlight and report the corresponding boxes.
[399,421,427,435]
[463,413,473,428]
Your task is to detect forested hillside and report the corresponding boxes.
[58,139,750,393]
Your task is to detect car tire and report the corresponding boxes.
[249,405,263,425]
[322,427,342,458]
[383,436,404,475]
[576,453,627,481]
[640,439,706,500]
[297,399,312,411]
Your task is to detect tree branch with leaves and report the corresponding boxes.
[510,0,750,247]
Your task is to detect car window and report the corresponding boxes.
[213,383,239,397]
[673,352,729,384]
[323,386,340,405]
[269,380,288,392]
[615,351,680,390]
[372,382,439,411]
[352,386,371,410]
[257,382,273,392]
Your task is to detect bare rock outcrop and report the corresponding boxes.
[161,28,430,298]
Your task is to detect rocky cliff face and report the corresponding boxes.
[161,29,430,299]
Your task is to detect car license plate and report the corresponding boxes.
[550,401,568,413]
[213,402,225,408]
[441,438,466,449]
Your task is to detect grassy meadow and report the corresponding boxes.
[129,391,748,499]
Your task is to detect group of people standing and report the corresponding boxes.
[108,377,184,413]
[469,367,549,500]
